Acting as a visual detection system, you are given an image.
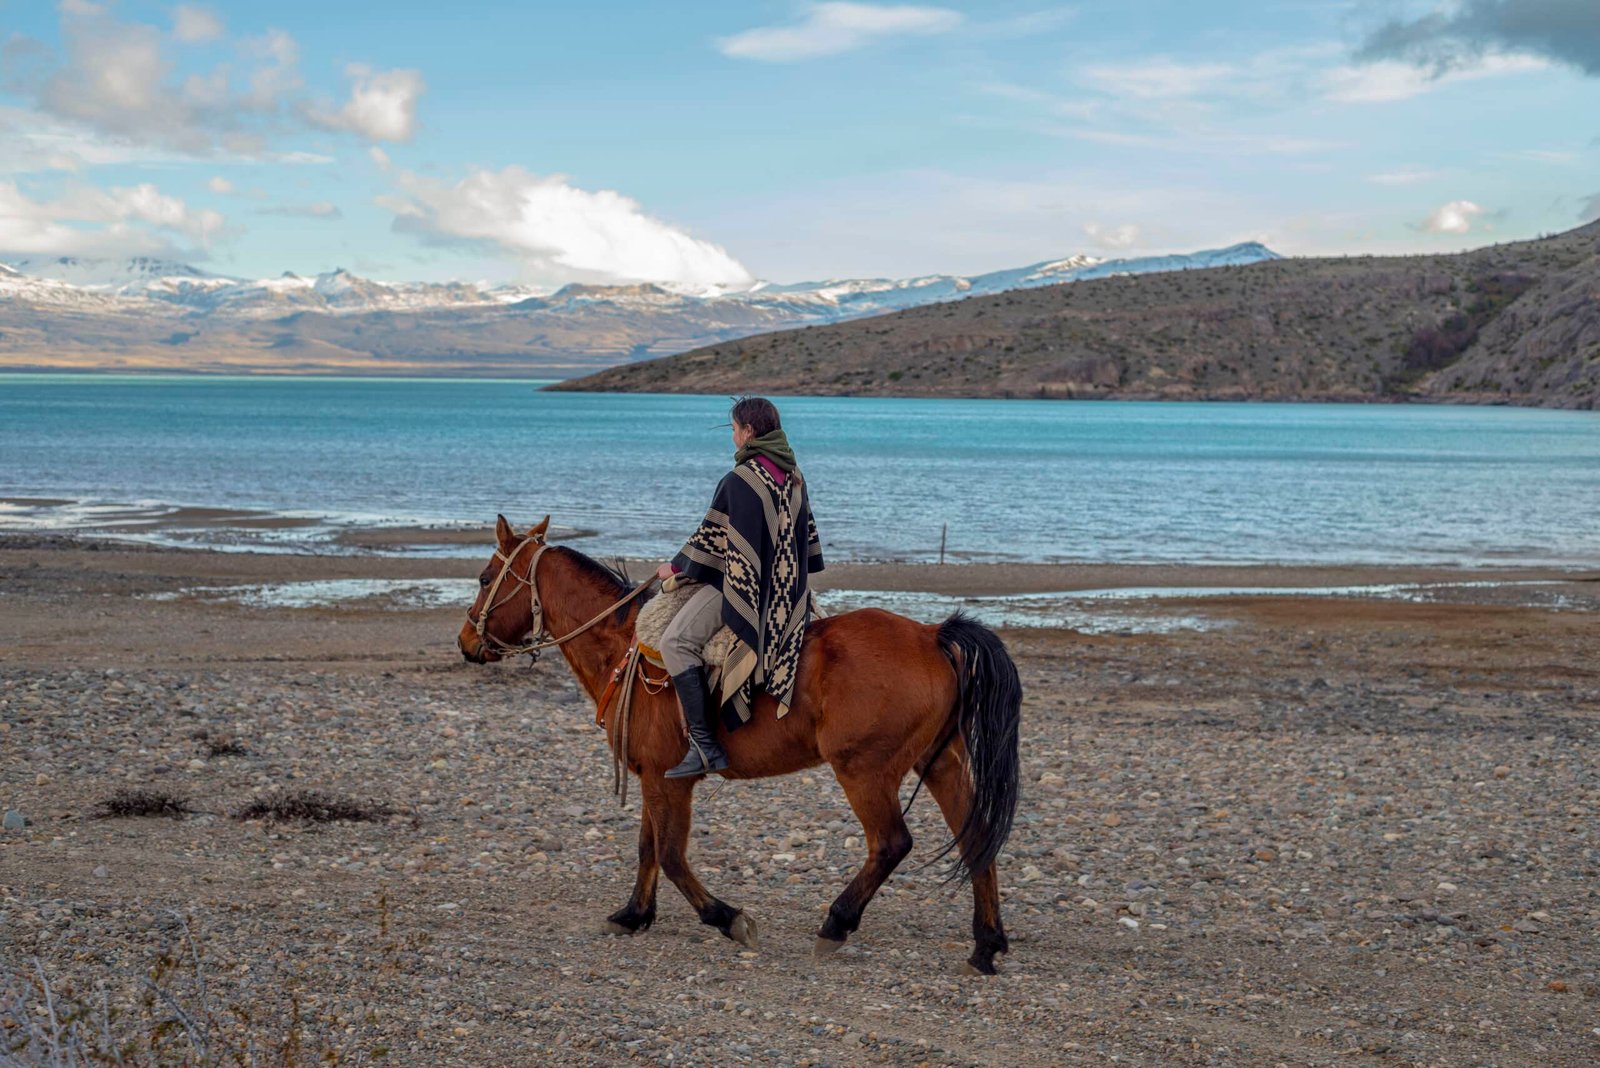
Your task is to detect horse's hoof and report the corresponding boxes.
[728,911,759,949]
[961,959,998,976]
[813,936,847,960]
[601,920,633,937]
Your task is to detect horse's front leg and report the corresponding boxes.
[646,775,758,949]
[604,791,659,935]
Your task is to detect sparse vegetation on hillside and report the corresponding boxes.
[554,221,1600,410]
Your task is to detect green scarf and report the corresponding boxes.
[735,428,797,473]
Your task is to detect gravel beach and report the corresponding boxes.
[2,536,1597,1066]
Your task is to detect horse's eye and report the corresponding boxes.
[479,575,491,587]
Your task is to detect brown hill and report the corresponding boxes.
[552,221,1600,409]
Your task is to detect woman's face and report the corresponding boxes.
[732,420,754,449]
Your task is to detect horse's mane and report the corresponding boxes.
[553,546,652,622]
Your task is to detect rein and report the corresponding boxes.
[466,533,656,663]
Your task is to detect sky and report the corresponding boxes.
[1,0,1598,288]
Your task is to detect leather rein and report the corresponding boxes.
[466,532,656,662]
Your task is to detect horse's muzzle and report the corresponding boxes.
[456,628,498,664]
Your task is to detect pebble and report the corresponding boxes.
[2,810,25,831]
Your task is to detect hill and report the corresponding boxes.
[552,222,1600,409]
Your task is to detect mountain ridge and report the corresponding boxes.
[0,242,1280,375]
[552,222,1600,410]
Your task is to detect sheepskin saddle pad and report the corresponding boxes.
[634,583,738,685]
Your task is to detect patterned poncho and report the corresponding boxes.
[671,458,824,729]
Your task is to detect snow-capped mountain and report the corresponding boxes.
[1,243,1279,321]
[0,242,1282,376]
[3,255,214,290]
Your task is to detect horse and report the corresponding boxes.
[457,515,1022,975]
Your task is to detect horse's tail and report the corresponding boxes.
[930,612,1022,884]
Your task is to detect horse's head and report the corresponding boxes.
[458,513,551,663]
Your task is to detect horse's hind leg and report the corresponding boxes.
[604,792,659,935]
[814,774,913,959]
[646,776,758,949]
[922,742,1009,975]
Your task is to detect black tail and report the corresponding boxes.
[929,612,1022,884]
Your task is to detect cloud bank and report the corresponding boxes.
[383,167,753,289]
[0,180,225,258]
[718,2,961,62]
[1359,0,1600,76]
[3,4,424,156]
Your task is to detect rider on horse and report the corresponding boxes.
[653,397,825,778]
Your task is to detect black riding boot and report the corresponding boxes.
[664,667,729,779]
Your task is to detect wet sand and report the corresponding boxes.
[2,534,1598,1065]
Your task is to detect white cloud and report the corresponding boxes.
[383,166,753,289]
[1038,122,1342,156]
[207,175,234,194]
[1078,59,1238,101]
[259,200,342,219]
[369,146,392,170]
[717,2,961,62]
[306,65,424,142]
[1083,222,1141,250]
[241,28,301,110]
[9,6,416,159]
[1421,199,1486,234]
[17,6,307,154]
[173,5,224,44]
[1366,167,1442,185]
[1322,53,1547,103]
[1580,192,1600,223]
[1502,148,1579,164]
[0,178,225,258]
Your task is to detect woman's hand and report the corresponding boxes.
[655,561,675,582]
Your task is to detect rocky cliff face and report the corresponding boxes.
[554,222,1600,410]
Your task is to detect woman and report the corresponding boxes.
[654,397,825,778]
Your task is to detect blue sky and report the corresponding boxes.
[1,1,1597,287]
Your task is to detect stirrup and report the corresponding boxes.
[665,738,728,779]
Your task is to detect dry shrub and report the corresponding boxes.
[92,789,194,820]
[233,789,393,824]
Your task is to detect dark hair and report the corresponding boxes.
[729,396,780,437]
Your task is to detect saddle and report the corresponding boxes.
[634,582,740,697]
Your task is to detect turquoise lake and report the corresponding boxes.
[2,374,1597,566]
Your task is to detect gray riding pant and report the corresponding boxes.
[658,583,724,677]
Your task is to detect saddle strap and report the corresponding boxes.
[594,644,673,809]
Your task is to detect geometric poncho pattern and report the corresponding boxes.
[671,458,824,729]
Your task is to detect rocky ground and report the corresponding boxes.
[2,539,1598,1066]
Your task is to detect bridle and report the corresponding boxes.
[465,532,656,662]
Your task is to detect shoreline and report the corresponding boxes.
[7,494,1600,575]
[7,366,1599,411]
[4,529,1596,594]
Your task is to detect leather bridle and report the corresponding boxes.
[465,532,655,662]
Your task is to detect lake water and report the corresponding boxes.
[2,374,1597,566]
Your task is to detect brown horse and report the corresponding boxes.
[457,515,1022,974]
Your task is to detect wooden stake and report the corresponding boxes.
[939,523,947,565]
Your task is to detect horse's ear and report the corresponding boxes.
[528,515,551,542]
[495,514,515,550]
